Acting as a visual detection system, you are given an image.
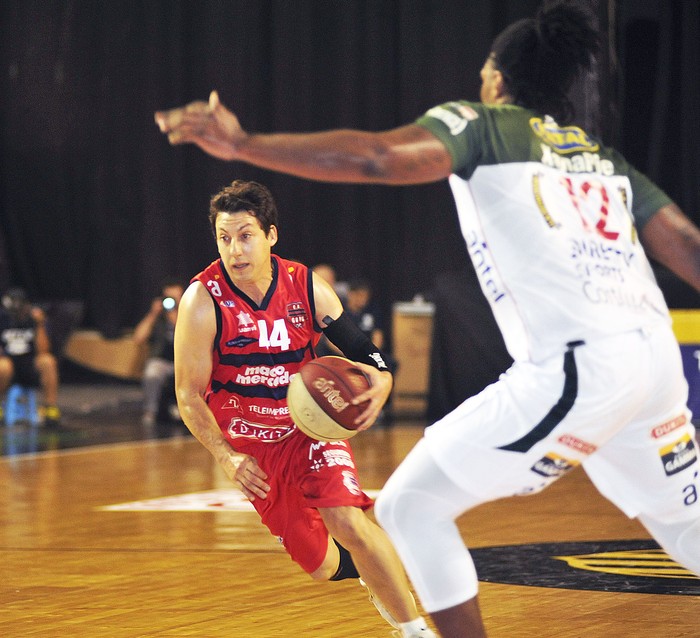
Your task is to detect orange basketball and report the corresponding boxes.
[287,356,371,441]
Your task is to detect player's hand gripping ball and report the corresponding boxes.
[287,356,371,441]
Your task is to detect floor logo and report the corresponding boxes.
[98,488,382,512]
[470,540,699,595]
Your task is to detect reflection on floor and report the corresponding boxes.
[0,383,190,457]
[0,382,411,457]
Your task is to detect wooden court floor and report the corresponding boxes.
[1,422,698,637]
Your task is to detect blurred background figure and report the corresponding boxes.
[133,278,185,426]
[345,279,387,351]
[312,263,349,304]
[0,288,61,426]
[345,279,397,375]
[312,263,349,358]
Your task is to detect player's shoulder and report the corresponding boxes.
[275,255,310,286]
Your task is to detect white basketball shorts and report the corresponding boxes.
[422,323,699,523]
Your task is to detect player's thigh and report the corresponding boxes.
[584,410,699,523]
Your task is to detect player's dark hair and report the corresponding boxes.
[209,180,279,236]
[490,0,600,123]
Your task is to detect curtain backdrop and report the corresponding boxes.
[1,0,698,337]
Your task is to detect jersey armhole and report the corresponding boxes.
[307,268,323,333]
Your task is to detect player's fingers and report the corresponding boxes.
[354,398,382,429]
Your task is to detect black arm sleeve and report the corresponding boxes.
[321,312,389,371]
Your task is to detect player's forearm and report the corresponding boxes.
[177,392,232,464]
[236,128,446,185]
[642,204,700,293]
[234,129,389,183]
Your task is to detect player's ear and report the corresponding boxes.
[267,225,278,247]
[493,69,509,102]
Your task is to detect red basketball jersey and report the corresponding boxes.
[193,255,322,451]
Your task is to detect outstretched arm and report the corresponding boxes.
[641,203,700,293]
[155,91,452,185]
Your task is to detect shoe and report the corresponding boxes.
[42,405,61,427]
[359,578,400,629]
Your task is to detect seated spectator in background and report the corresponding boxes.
[312,263,349,304]
[133,278,184,426]
[0,288,61,426]
[345,279,388,351]
[313,264,349,358]
[316,278,397,376]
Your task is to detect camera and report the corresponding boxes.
[162,297,176,311]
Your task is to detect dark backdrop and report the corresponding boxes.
[1,0,699,337]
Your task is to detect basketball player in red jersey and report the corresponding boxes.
[174,180,435,637]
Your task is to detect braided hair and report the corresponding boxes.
[490,0,600,123]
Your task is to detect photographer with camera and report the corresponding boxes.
[133,278,185,426]
[0,287,61,426]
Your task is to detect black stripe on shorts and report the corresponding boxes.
[498,340,584,453]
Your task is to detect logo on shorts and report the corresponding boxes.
[651,414,688,439]
[660,434,698,476]
[342,470,362,496]
[531,453,579,479]
[557,434,597,455]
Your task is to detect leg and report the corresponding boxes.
[0,356,14,395]
[375,439,487,638]
[318,505,421,624]
[34,352,59,406]
[639,514,700,576]
[142,358,172,423]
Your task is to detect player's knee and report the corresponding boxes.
[375,484,424,540]
[309,561,337,581]
[320,507,371,552]
[35,352,57,373]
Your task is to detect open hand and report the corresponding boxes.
[154,91,246,161]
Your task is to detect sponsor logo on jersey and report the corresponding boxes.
[465,231,506,303]
[225,335,257,348]
[286,301,307,328]
[236,311,256,333]
[531,453,579,478]
[248,404,289,417]
[221,396,241,411]
[236,365,293,388]
[539,144,615,175]
[530,117,599,153]
[426,102,478,135]
[660,434,698,476]
[226,417,294,442]
[220,300,236,307]
[651,414,688,439]
[557,434,597,455]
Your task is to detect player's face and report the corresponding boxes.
[215,211,278,287]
